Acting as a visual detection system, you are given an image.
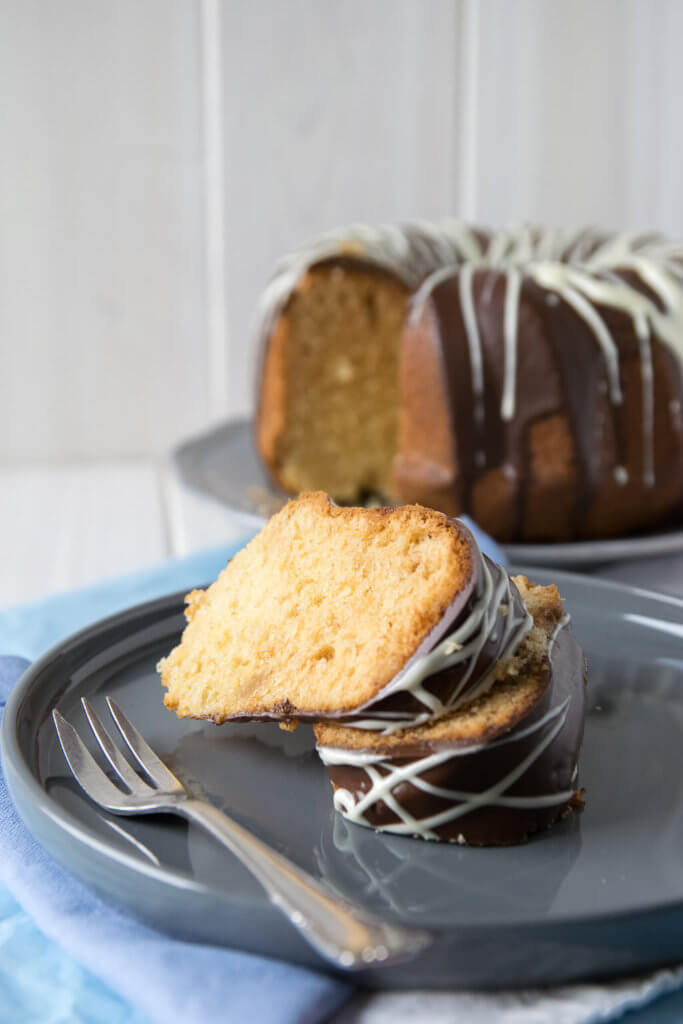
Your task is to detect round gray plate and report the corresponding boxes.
[3,571,683,990]
[173,419,683,568]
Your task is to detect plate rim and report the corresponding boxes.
[1,589,217,900]
[504,531,683,565]
[2,571,683,934]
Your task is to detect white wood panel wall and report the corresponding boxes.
[0,1,208,459]
[218,0,463,417]
[1,0,682,460]
[471,0,683,234]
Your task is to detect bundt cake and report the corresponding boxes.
[315,577,586,845]
[159,492,586,844]
[254,223,683,542]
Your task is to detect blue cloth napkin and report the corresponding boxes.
[0,521,508,1024]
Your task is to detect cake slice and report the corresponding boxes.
[159,492,531,725]
[314,578,586,845]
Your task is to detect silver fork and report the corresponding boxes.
[53,697,431,970]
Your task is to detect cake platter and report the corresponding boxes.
[3,570,683,989]
[173,419,683,569]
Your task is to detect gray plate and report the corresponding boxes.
[3,571,683,990]
[173,419,683,568]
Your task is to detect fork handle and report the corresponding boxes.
[179,798,429,969]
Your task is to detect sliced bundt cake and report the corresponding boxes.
[314,578,587,845]
[159,493,586,845]
[255,222,683,541]
[159,492,531,725]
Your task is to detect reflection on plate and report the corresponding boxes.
[319,812,582,921]
[3,572,683,988]
[173,419,683,568]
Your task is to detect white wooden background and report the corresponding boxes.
[2,0,683,604]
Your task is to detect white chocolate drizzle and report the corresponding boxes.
[347,548,532,734]
[637,313,656,487]
[318,688,573,841]
[501,268,521,421]
[548,612,570,653]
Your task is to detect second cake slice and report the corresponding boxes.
[315,578,586,845]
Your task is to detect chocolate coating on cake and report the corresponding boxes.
[316,614,586,845]
[404,253,683,539]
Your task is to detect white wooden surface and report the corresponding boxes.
[3,0,683,459]
[0,462,248,608]
[0,462,168,605]
[471,0,683,233]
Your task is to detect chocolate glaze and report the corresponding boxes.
[318,616,586,846]
[424,271,636,539]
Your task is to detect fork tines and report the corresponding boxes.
[52,698,182,812]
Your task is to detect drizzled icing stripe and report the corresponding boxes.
[531,269,624,406]
[598,272,655,487]
[637,316,656,487]
[501,269,521,421]
[548,612,570,651]
[347,549,532,733]
[318,689,573,841]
